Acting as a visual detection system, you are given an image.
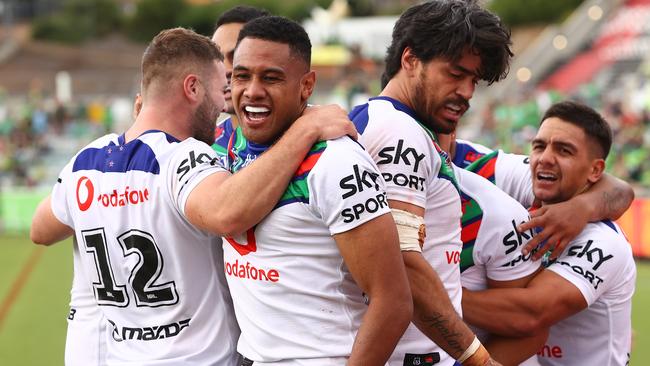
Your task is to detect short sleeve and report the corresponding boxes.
[546,237,623,306]
[308,138,391,235]
[51,159,75,227]
[494,152,535,208]
[356,109,433,209]
[168,139,228,218]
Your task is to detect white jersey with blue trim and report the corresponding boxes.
[50,131,239,366]
[350,97,462,366]
[218,135,391,364]
[454,166,541,341]
[538,221,635,366]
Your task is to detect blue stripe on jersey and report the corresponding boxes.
[453,141,487,168]
[349,103,370,134]
[601,219,618,233]
[213,117,234,150]
[72,131,174,174]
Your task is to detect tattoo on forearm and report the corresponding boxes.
[419,312,465,356]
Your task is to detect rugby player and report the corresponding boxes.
[30,27,356,365]
[453,136,634,260]
[435,134,546,366]
[220,16,412,366]
[211,6,269,166]
[461,101,636,366]
[349,1,510,365]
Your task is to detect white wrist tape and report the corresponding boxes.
[391,208,425,252]
[457,336,481,364]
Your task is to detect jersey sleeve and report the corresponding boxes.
[308,138,391,235]
[494,151,535,208]
[167,139,228,219]
[51,159,76,227]
[357,112,433,209]
[482,202,541,282]
[546,235,624,306]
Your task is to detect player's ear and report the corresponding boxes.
[183,74,202,103]
[300,70,316,103]
[401,47,420,77]
[587,158,606,184]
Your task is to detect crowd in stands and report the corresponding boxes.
[0,89,133,188]
[464,68,650,192]
[2,66,650,192]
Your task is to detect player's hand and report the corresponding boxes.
[519,197,590,261]
[483,358,503,366]
[295,104,358,141]
[460,343,502,366]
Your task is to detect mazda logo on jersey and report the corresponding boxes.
[76,176,94,211]
[339,164,381,199]
[377,139,425,173]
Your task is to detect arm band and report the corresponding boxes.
[391,208,425,253]
[457,336,481,364]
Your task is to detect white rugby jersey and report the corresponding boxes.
[219,135,390,364]
[350,97,462,366]
[454,140,534,208]
[51,131,240,366]
[66,238,107,366]
[454,166,540,341]
[538,221,635,366]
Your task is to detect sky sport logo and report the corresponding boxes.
[75,176,150,211]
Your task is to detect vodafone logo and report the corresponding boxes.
[225,227,257,256]
[76,176,94,211]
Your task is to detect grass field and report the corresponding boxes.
[1,233,649,365]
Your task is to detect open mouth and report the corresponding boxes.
[536,172,558,182]
[243,105,271,123]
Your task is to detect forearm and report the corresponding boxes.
[210,122,320,234]
[405,253,474,359]
[461,288,542,337]
[582,173,634,221]
[484,331,548,366]
[348,296,411,366]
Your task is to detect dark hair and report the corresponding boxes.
[382,0,512,88]
[141,28,223,90]
[236,16,311,68]
[541,101,612,159]
[215,5,270,29]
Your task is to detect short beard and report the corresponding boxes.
[191,96,219,145]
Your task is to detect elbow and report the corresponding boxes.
[512,315,546,338]
[213,213,247,238]
[30,227,53,246]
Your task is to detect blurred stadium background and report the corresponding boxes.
[0,0,648,364]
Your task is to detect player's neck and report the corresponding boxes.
[380,76,415,113]
[125,105,189,143]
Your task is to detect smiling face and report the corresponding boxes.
[231,37,314,144]
[412,48,480,134]
[530,117,605,205]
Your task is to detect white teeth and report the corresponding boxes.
[245,106,270,113]
[538,173,556,180]
[446,103,461,112]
